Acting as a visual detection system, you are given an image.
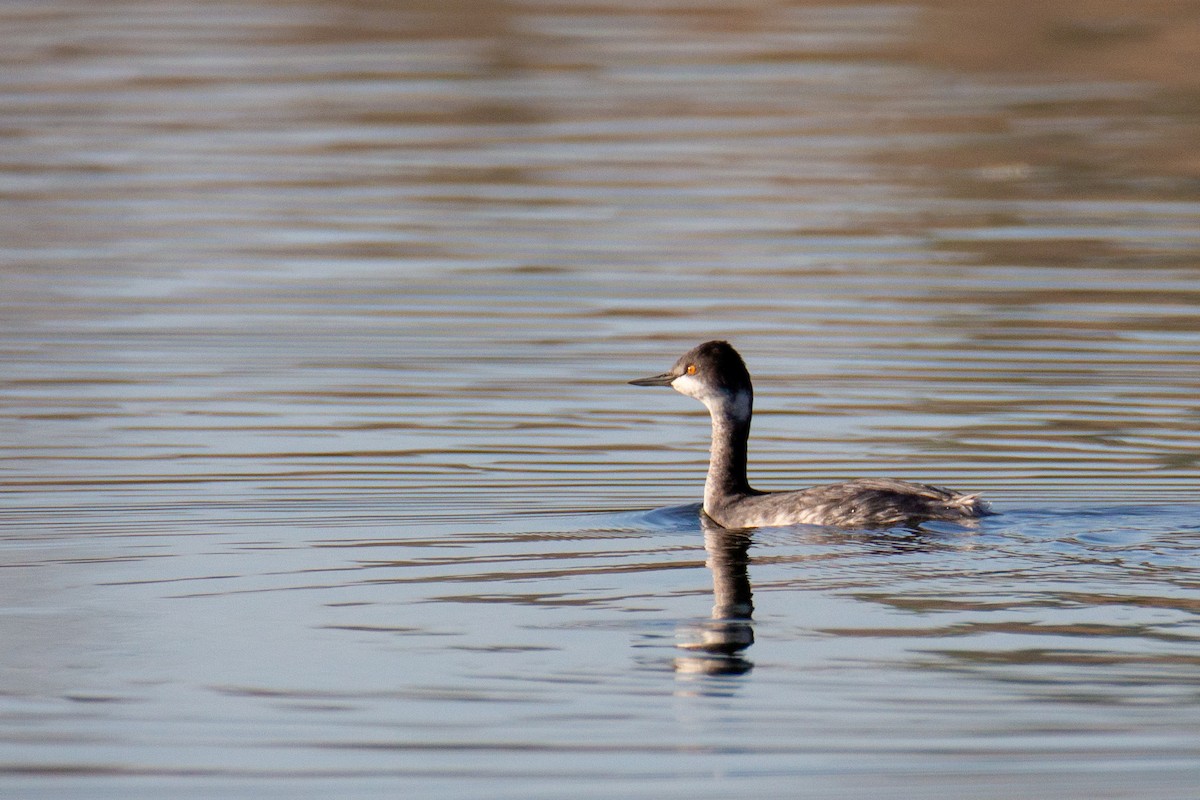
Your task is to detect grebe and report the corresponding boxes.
[630,340,989,529]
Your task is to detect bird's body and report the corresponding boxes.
[630,340,989,530]
[701,476,985,529]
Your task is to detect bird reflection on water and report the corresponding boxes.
[675,515,756,677]
[672,513,978,679]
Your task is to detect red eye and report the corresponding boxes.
[686,364,696,375]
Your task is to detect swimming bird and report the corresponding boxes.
[630,340,989,529]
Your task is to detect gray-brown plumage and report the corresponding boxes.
[630,340,989,529]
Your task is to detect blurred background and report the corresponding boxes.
[4,0,1199,510]
[2,1,1199,797]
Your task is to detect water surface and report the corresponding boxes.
[2,1,1199,797]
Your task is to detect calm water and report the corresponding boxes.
[2,1,1200,797]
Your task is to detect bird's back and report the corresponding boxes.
[707,477,989,529]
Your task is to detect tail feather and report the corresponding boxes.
[946,491,991,517]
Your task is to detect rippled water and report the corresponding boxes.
[3,0,1199,797]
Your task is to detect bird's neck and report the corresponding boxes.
[704,393,753,509]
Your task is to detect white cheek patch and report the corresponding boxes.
[670,373,706,400]
[670,376,752,420]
